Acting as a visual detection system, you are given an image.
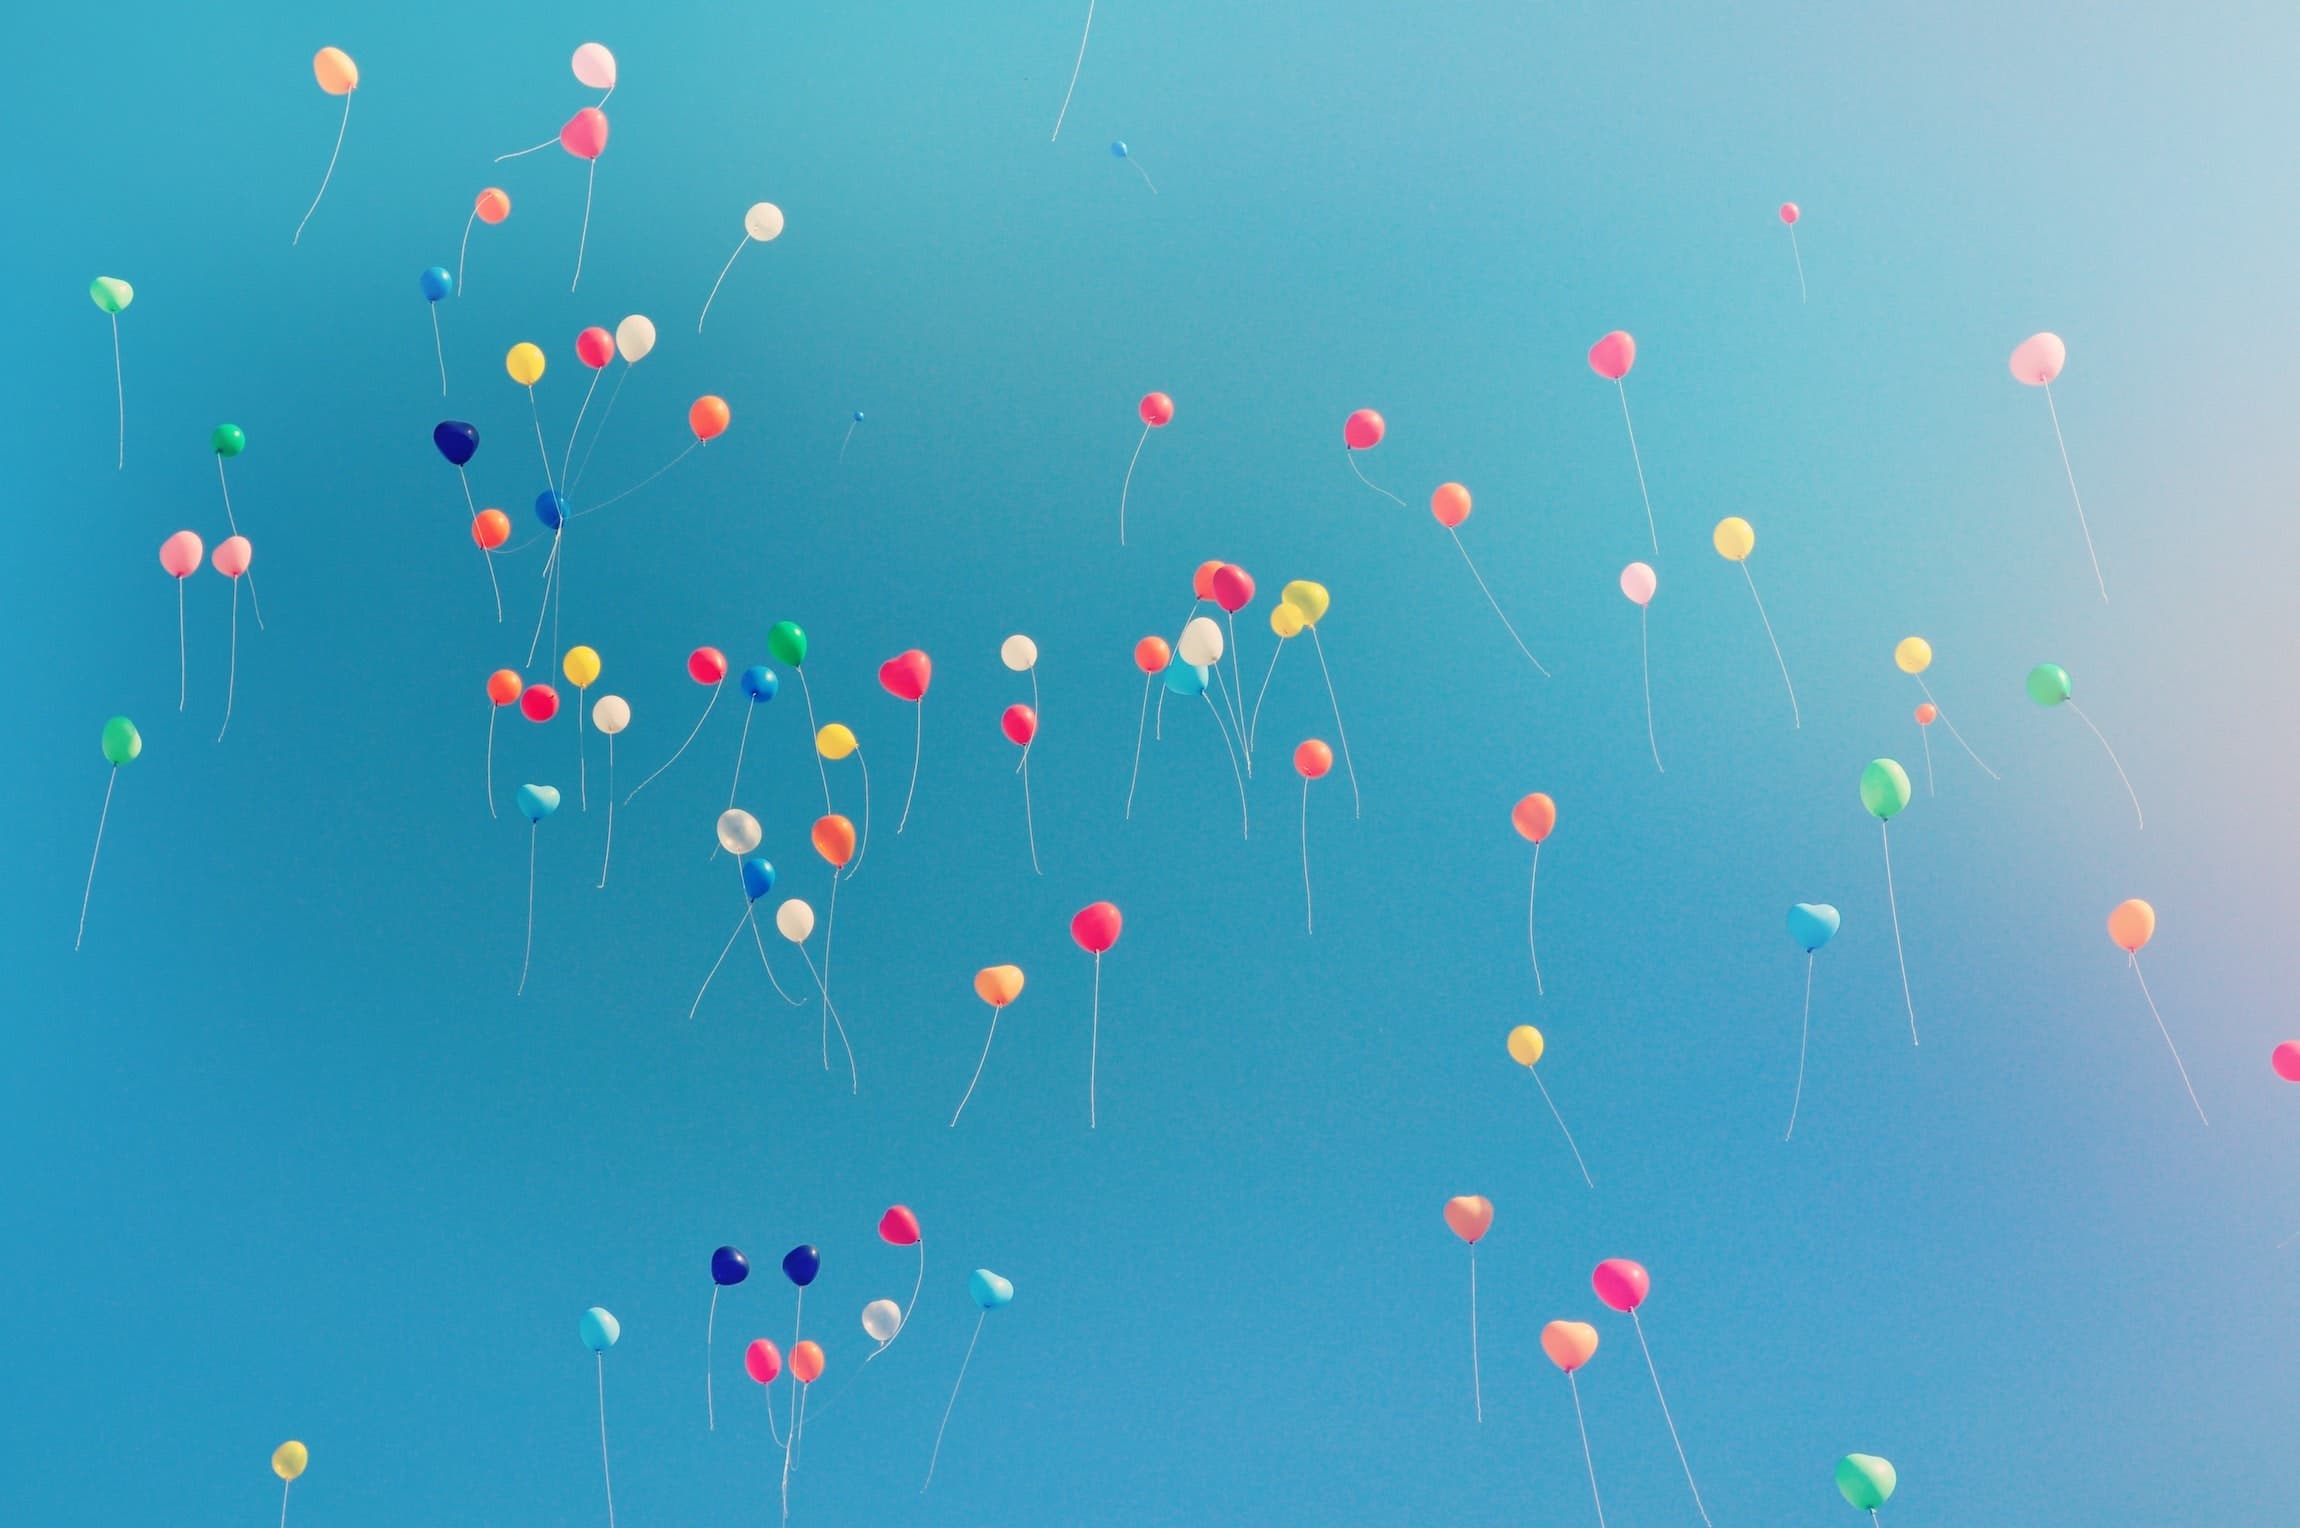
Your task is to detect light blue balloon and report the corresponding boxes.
[580,1307,620,1351]
[419,266,454,302]
[968,1269,1014,1310]
[851,410,865,424]
[741,665,779,703]
[1787,903,1841,953]
[517,784,561,822]
[1162,662,1209,697]
[1110,140,1129,159]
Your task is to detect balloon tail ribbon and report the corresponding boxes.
[216,456,240,535]
[1739,561,1799,727]
[562,366,604,488]
[571,159,596,291]
[493,135,556,162]
[1467,1247,1483,1423]
[1247,639,1284,755]
[291,93,351,246]
[1880,823,1917,1045]
[706,1284,720,1430]
[525,385,558,498]
[524,532,561,668]
[1300,779,1314,935]
[75,768,117,951]
[456,211,477,293]
[951,1007,1002,1126]
[1639,606,1663,772]
[217,580,240,742]
[518,824,538,995]
[839,419,857,462]
[2043,382,2107,602]
[1117,424,1149,544]
[1786,953,1813,1141]
[748,913,807,1006]
[1016,668,1042,774]
[1919,724,1935,796]
[822,874,839,1063]
[571,366,631,491]
[1532,1069,1594,1188]
[486,710,500,819]
[1345,449,1408,509]
[1210,663,1248,774]
[1915,681,1998,779]
[176,581,188,711]
[626,681,721,804]
[847,749,872,877]
[597,738,616,887]
[1228,612,1252,770]
[1049,0,1096,141]
[796,670,834,815]
[1308,629,1361,819]
[595,1351,617,1528]
[1203,693,1249,840]
[481,545,503,622]
[1787,225,1807,303]
[922,1310,986,1491]
[2066,700,2142,829]
[1630,1310,1712,1526]
[577,695,589,810]
[430,305,447,396]
[1616,381,1658,552]
[763,1371,788,1446]
[698,238,746,332]
[245,571,266,633]
[1089,953,1103,1127]
[868,1241,925,1363]
[2131,955,2208,1126]
[1131,158,1159,194]
[1526,843,1544,995]
[111,314,125,470]
[1567,1372,1608,1528]
[279,1477,291,1528]
[1124,676,1152,819]
[897,703,923,834]
[797,944,857,1092]
[1451,528,1550,675]
[1019,755,1043,874]
[689,906,754,1021]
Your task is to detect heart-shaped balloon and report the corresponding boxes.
[969,1269,1014,1309]
[879,650,932,702]
[1588,330,1636,381]
[782,1245,821,1287]
[517,784,562,822]
[433,421,479,466]
[1541,1320,1599,1373]
[878,1205,922,1246]
[559,107,609,160]
[1444,1195,1493,1245]
[1788,903,1841,953]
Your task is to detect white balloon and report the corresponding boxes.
[775,899,815,943]
[861,1299,903,1343]
[591,695,630,735]
[571,42,617,91]
[1000,634,1038,672]
[744,202,786,242]
[1177,615,1224,667]
[717,809,762,855]
[614,314,656,364]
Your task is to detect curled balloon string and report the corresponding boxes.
[921,1310,987,1492]
[1345,449,1408,510]
[2129,954,2208,1126]
[1308,629,1360,819]
[1913,680,1998,780]
[480,543,503,623]
[216,578,241,743]
[795,671,834,815]
[2041,382,2107,602]
[1526,844,1545,996]
[1202,693,1249,840]
[1785,952,1814,1141]
[1466,1246,1483,1423]
[794,943,857,1093]
[1614,381,1658,553]
[597,737,617,886]
[75,767,119,952]
[689,905,757,1021]
[291,92,352,246]
[1737,561,1799,729]
[1117,424,1150,544]
[429,304,448,396]
[746,916,807,1006]
[1628,1310,1710,1526]
[896,702,923,835]
[1565,1372,1608,1528]
[1528,1069,1594,1188]
[571,159,597,291]
[2065,700,2143,830]
[1449,528,1550,676]
[518,823,539,996]
[594,1353,617,1528]
[571,367,631,491]
[1048,0,1096,141]
[951,1006,1004,1127]
[1246,638,1284,757]
[625,681,721,805]
[457,213,478,293]
[1124,674,1153,820]
[1638,605,1662,773]
[1879,823,1917,1046]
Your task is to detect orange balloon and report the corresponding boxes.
[1294,739,1333,779]
[1443,1195,1493,1245]
[1192,560,1225,600]
[791,1340,825,1384]
[689,395,731,441]
[1133,636,1171,674]
[474,187,511,224]
[811,814,857,868]
[487,669,523,706]
[1914,702,1938,725]
[313,47,359,95]
[2108,898,2156,954]
[1431,482,1472,528]
[974,965,1025,1007]
[1511,793,1556,844]
[472,509,511,550]
[1541,1320,1600,1373]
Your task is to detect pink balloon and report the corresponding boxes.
[1619,561,1656,606]
[1343,409,1385,451]
[2009,332,2066,387]
[576,327,615,369]
[1588,331,1636,382]
[212,536,252,578]
[571,42,617,92]
[160,531,204,579]
[1778,202,1800,225]
[744,1339,782,1384]
[560,108,610,161]
[2274,1043,2300,1083]
[1443,1195,1493,1245]
[1592,1257,1649,1312]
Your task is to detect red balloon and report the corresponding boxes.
[1001,704,1038,746]
[688,647,728,685]
[689,395,731,442]
[1071,901,1123,954]
[744,1339,782,1384]
[878,650,932,702]
[878,1205,923,1246]
[1133,636,1171,674]
[1592,1258,1650,1313]
[472,509,512,550]
[1138,392,1175,427]
[2275,1043,2300,1083]
[487,669,523,707]
[559,107,609,160]
[1294,739,1333,779]
[520,683,561,723]
[576,326,615,369]
[1344,409,1385,451]
[1211,564,1256,614]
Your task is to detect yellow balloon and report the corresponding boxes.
[506,342,546,386]
[273,1441,308,1482]
[816,723,858,761]
[1894,636,1933,675]
[1711,516,1755,561]
[1269,603,1305,638]
[1506,1025,1545,1068]
[1281,580,1330,627]
[562,645,601,689]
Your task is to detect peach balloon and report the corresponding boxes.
[487,670,523,706]
[1443,1195,1493,1245]
[1343,409,1385,450]
[1915,702,1938,725]
[1511,792,1556,844]
[160,531,203,579]
[1192,560,1225,600]
[1133,636,1171,673]
[1619,561,1656,606]
[689,396,731,440]
[475,187,512,224]
[1294,739,1333,779]
[2274,1043,2300,1083]
[212,536,252,578]
[1431,482,1471,528]
[974,965,1025,1007]
[2009,332,2066,386]
[1541,1320,1600,1373]
[1588,330,1636,381]
[472,509,512,550]
[2108,898,2155,954]
[313,47,359,95]
[1778,202,1800,225]
[790,1341,824,1384]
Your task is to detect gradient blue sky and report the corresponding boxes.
[9,0,2300,1522]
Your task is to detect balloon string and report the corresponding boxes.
[764,1377,787,1448]
[689,906,753,1021]
[519,825,537,995]
[822,873,839,1063]
[1630,1310,1711,1526]
[1309,629,1360,819]
[577,692,589,810]
[571,159,595,291]
[482,545,503,622]
[1049,0,1096,141]
[1158,601,1194,743]
[839,419,857,463]
[706,1284,720,1431]
[698,238,746,332]
[626,682,721,804]
[951,1007,1003,1126]
[1019,756,1043,874]
[245,570,266,633]
[486,709,499,819]
[897,703,923,834]
[2043,382,2107,602]
[1017,669,1040,774]
[1531,1069,1594,1188]
[1526,843,1543,995]
[291,93,351,246]
[1117,424,1149,545]
[176,580,187,711]
[793,1381,811,1466]
[430,305,447,396]
[524,533,560,667]
[456,464,478,521]
[1787,224,1806,304]
[1919,723,1935,796]
[2131,955,2208,1126]
[1209,662,1247,771]
[748,911,807,1005]
[1228,611,1251,771]
[76,768,116,951]
[797,944,857,1092]
[1131,158,1159,194]
[1616,381,1658,552]
[1345,449,1408,509]
[716,706,755,860]
[217,580,240,742]
[922,1311,987,1491]
[596,1351,617,1528]
[797,671,834,815]
[571,366,631,491]
[1450,528,1549,675]
[111,314,125,470]
[847,749,872,878]
[1739,560,1799,727]
[1089,953,1103,1127]
[1247,639,1284,755]
[216,456,240,535]
[1914,680,1999,779]
[1125,676,1152,820]
[1467,1248,1483,1423]
[457,210,477,293]
[1567,1372,1608,1528]
[2066,700,2143,830]
[597,737,616,886]
[1880,823,1917,1045]
[280,1477,292,1528]
[1639,606,1662,772]
[562,367,604,489]
[493,135,556,162]
[1300,779,1314,935]
[1786,953,1813,1141]
[1203,693,1249,840]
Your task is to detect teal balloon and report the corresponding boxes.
[100,716,142,766]
[2025,662,2072,707]
[968,1269,1014,1309]
[517,784,561,822]
[1835,1454,1896,1510]
[1788,903,1840,952]
[1859,759,1911,821]
[211,423,246,458]
[1162,662,1208,697]
[580,1307,621,1352]
[766,621,808,667]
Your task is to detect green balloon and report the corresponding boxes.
[2025,662,2071,708]
[1859,758,1911,821]
[1835,1453,1896,1510]
[101,716,142,766]
[89,277,134,314]
[211,423,246,458]
[766,620,808,667]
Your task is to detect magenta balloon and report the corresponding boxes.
[1588,331,1636,382]
[2009,332,2066,387]
[160,530,204,579]
[560,108,610,160]
[2274,1043,2300,1083]
[1619,561,1656,606]
[1592,1257,1650,1312]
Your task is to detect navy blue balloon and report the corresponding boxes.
[711,1246,750,1286]
[535,490,566,530]
[419,266,454,302]
[1110,140,1129,159]
[741,665,779,703]
[433,421,479,467]
[782,1245,821,1287]
[740,857,776,902]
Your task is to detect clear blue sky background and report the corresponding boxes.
[8,0,2299,1522]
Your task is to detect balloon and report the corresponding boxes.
[160,531,203,579]
[862,1299,903,1342]
[2010,332,2066,386]
[1343,409,1385,450]
[1193,561,1225,600]
[212,424,246,458]
[1139,392,1175,426]
[1711,516,1755,561]
[1281,580,1330,626]
[89,276,133,314]
[1507,1025,1544,1068]
[2108,898,2155,953]
[560,107,609,161]
[1894,636,1932,675]
[1002,705,1038,746]
[969,1269,1015,1309]
[1915,702,1938,725]
[718,809,763,855]
[689,396,731,441]
[533,491,567,530]
[1835,1455,1897,1511]
[782,1245,821,1287]
[1294,739,1333,779]
[475,187,511,224]
[766,623,808,667]
[101,717,141,766]
[1788,903,1841,952]
[562,645,601,689]
[1162,663,1209,697]
[615,315,656,363]
[1443,1195,1493,1244]
[1541,1321,1599,1373]
[811,814,857,867]
[1071,901,1123,953]
[1431,482,1471,528]
[433,421,479,466]
[880,650,932,701]
[572,42,617,90]
[521,684,560,722]
[736,666,777,703]
[580,1307,619,1351]
[2025,662,2072,707]
[743,203,786,242]
[1134,636,1172,673]
[1270,604,1305,638]
[1859,759,1911,821]
[880,1205,923,1245]
[1001,634,1039,672]
[712,1246,751,1285]
[505,343,546,386]
[1592,1258,1649,1312]
[488,670,522,706]
[1511,793,1556,843]
[592,695,630,734]
[518,784,562,822]
[576,327,615,369]
[744,1339,782,1384]
[313,47,358,95]
[975,965,1025,1007]
[1111,140,1129,157]
[473,509,511,549]
[690,647,730,684]
[212,536,252,578]
[853,411,866,423]
[1619,562,1656,605]
[1212,564,1256,613]
[419,266,453,302]
[272,1441,308,1482]
[775,899,815,942]
[816,724,858,761]
[1588,330,1636,381]
[2274,1043,2300,1083]
[740,856,776,902]
[791,1341,825,1383]
[1177,615,1224,666]
[1779,202,1800,225]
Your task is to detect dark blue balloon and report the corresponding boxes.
[1110,140,1129,159]
[534,490,566,530]
[419,266,454,302]
[433,421,479,467]
[741,665,779,703]
[711,1246,750,1286]
[740,857,776,902]
[782,1245,820,1287]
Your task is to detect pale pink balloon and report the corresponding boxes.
[560,108,610,161]
[1443,1195,1493,1245]
[1592,1257,1649,1312]
[160,531,204,579]
[212,536,252,578]
[1619,561,1656,606]
[2009,332,2066,387]
[571,42,617,91]
[2274,1043,2300,1083]
[1778,202,1800,225]
[1588,331,1636,382]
